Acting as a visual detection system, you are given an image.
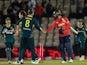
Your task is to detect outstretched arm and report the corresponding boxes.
[46,21,56,33]
[40,27,46,33]
[34,19,46,33]
[70,27,78,34]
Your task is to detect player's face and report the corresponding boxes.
[5,20,11,24]
[77,22,83,27]
[19,12,23,18]
[58,15,62,19]
[79,22,83,26]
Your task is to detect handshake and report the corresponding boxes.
[42,30,46,34]
[41,27,64,34]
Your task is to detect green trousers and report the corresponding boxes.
[18,37,38,61]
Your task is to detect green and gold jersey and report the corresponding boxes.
[17,16,42,38]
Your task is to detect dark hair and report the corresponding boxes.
[5,17,11,21]
[77,19,83,22]
[19,10,27,16]
[53,10,64,17]
[28,7,34,14]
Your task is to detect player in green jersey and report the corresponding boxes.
[74,19,86,61]
[1,17,15,64]
[14,8,45,64]
[15,10,27,36]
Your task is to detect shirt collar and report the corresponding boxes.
[27,15,33,17]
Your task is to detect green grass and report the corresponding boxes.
[0,59,87,65]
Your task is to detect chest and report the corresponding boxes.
[3,26,14,34]
[56,22,66,28]
[4,26,14,30]
[76,27,85,31]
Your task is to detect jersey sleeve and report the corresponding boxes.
[64,18,71,28]
[83,25,87,34]
[46,21,56,33]
[16,17,25,25]
[12,24,15,29]
[1,25,5,35]
[73,25,77,35]
[12,25,15,34]
[16,19,21,25]
[33,19,42,31]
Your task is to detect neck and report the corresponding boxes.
[6,24,11,27]
[27,15,33,17]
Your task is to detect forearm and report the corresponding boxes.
[70,27,78,34]
[40,27,46,33]
[15,25,20,36]
[46,23,55,33]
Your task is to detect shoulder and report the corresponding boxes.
[33,17,36,21]
[83,25,86,28]
[63,17,69,21]
[22,16,26,19]
[82,25,86,30]
[63,17,70,23]
[2,25,6,28]
[11,24,15,28]
[74,25,78,29]
[19,16,26,21]
[54,19,58,23]
[1,25,6,30]
[32,18,37,22]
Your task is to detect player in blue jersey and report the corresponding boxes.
[14,8,46,64]
[1,17,15,64]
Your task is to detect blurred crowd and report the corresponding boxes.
[0,0,56,25]
[0,0,87,25]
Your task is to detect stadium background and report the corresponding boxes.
[0,0,87,60]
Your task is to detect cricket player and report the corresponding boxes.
[14,10,27,61]
[14,8,45,64]
[15,10,27,36]
[1,17,15,64]
[46,10,78,63]
[74,19,86,61]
